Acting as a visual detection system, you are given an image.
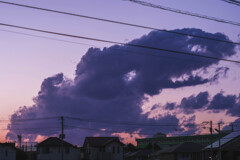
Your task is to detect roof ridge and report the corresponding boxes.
[36,137,75,148]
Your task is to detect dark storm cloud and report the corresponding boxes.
[163,91,239,117]
[74,28,235,97]
[208,93,236,110]
[207,93,240,116]
[179,92,209,114]
[162,92,209,114]
[6,28,236,144]
[226,97,240,116]
[178,115,198,134]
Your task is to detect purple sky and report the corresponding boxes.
[0,0,240,144]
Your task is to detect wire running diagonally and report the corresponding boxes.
[222,0,240,6]
[0,22,239,64]
[125,0,240,26]
[0,1,239,45]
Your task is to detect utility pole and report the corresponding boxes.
[30,143,32,160]
[151,141,154,153]
[25,142,27,152]
[60,116,65,160]
[17,135,22,149]
[218,123,221,160]
[210,120,213,159]
[61,116,64,140]
[202,120,214,160]
[230,124,234,132]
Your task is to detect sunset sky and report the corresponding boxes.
[0,0,240,145]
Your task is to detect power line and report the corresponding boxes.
[66,117,180,127]
[65,125,239,137]
[1,116,239,131]
[0,23,239,64]
[0,116,59,122]
[0,29,211,67]
[2,116,239,137]
[0,29,99,47]
[0,29,238,79]
[125,0,240,27]
[65,125,193,136]
[65,116,240,127]
[11,117,59,122]
[66,125,151,135]
[222,0,240,6]
[66,116,210,127]
[3,125,238,136]
[224,121,240,124]
[0,127,60,131]
[229,0,240,3]
[3,121,180,137]
[66,117,239,131]
[2,116,238,126]
[0,1,239,45]
[2,28,238,70]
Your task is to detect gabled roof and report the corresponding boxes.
[204,131,240,150]
[83,137,123,147]
[152,142,203,156]
[36,137,75,148]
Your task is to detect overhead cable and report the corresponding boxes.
[0,1,239,45]
[66,116,214,127]
[0,116,59,122]
[0,23,239,64]
[65,125,192,136]
[1,28,238,69]
[66,117,182,127]
[0,29,98,47]
[65,125,240,137]
[222,0,240,6]
[0,127,60,131]
[125,0,240,27]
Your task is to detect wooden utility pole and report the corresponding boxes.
[30,143,32,160]
[61,116,64,139]
[151,141,154,153]
[17,135,22,149]
[210,120,213,159]
[61,116,64,160]
[230,124,234,132]
[218,123,221,160]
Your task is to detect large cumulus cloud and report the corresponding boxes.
[6,28,236,145]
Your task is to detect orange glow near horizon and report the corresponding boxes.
[112,131,146,146]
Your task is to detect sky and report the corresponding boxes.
[0,0,240,145]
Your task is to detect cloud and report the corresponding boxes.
[164,103,176,110]
[208,93,236,110]
[6,28,236,145]
[163,91,240,117]
[207,93,240,116]
[178,92,209,114]
[223,118,240,131]
[161,92,209,114]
